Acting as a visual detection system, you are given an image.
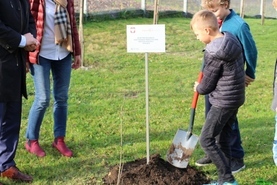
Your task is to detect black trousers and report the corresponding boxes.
[0,101,21,172]
[205,95,244,159]
[200,106,237,183]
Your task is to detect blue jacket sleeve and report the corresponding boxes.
[237,23,258,79]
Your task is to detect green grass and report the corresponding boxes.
[6,17,277,184]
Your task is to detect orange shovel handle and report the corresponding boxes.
[191,71,203,109]
[186,64,204,139]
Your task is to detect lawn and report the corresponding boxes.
[6,16,277,184]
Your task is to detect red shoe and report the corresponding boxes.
[25,140,46,157]
[1,166,33,183]
[52,137,73,157]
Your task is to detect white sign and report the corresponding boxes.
[126,24,165,53]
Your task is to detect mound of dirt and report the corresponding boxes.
[103,154,211,185]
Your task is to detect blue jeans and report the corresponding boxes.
[26,54,72,140]
[200,106,237,184]
[205,95,244,159]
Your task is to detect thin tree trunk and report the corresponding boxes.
[79,0,84,67]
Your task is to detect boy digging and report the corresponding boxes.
[191,10,245,185]
[196,0,258,174]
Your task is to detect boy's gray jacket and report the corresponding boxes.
[196,31,245,109]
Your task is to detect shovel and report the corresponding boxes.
[167,70,203,168]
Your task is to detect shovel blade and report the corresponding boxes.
[167,129,199,168]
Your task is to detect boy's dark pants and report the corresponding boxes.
[200,106,237,183]
[205,95,244,159]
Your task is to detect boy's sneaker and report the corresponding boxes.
[231,158,245,174]
[195,156,212,166]
[203,180,238,185]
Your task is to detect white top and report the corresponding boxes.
[19,35,26,47]
[39,0,70,60]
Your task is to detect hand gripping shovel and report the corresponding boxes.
[167,70,203,168]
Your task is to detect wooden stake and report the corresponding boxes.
[153,0,159,24]
[240,0,245,18]
[261,0,265,25]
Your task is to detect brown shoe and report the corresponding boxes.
[52,137,73,157]
[1,166,33,183]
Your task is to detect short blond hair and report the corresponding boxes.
[273,0,277,10]
[190,10,219,31]
[201,0,230,9]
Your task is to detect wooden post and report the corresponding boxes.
[153,0,159,24]
[183,0,188,15]
[260,0,265,25]
[141,0,146,15]
[83,0,87,15]
[240,0,245,18]
[79,0,84,67]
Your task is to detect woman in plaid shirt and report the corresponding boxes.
[25,0,81,158]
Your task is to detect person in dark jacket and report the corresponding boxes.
[0,0,39,183]
[24,0,81,158]
[196,0,258,174]
[191,10,245,185]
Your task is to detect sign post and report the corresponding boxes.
[127,24,165,163]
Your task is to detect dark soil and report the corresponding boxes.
[103,154,211,185]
